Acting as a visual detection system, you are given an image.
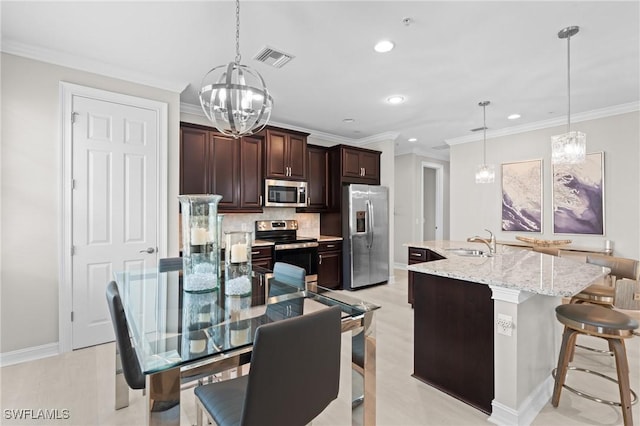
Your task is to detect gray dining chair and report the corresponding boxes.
[106,281,146,390]
[194,305,342,426]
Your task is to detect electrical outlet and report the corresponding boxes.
[633,292,640,301]
[497,314,513,336]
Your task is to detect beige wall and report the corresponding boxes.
[394,153,450,265]
[1,53,181,353]
[450,111,640,258]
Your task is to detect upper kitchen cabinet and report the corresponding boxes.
[297,144,329,212]
[180,122,263,213]
[264,127,309,180]
[339,145,380,184]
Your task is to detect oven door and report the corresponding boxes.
[274,244,318,283]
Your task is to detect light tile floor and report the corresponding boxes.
[1,269,638,425]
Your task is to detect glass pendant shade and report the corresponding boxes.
[475,164,495,184]
[199,62,273,138]
[551,131,586,164]
[552,26,585,165]
[475,100,494,184]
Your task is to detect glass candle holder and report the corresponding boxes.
[224,231,252,315]
[178,194,222,292]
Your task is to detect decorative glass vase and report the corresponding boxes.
[178,194,223,292]
[181,291,218,355]
[224,231,252,319]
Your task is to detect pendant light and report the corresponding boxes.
[199,0,273,138]
[551,26,585,164]
[475,101,495,184]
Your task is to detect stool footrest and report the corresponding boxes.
[552,366,638,407]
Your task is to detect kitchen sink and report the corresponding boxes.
[445,248,491,257]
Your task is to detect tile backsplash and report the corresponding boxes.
[179,208,321,245]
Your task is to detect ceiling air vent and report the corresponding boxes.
[253,46,295,68]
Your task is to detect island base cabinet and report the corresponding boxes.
[412,272,494,414]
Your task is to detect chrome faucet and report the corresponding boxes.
[467,229,496,255]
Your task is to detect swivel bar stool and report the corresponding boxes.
[552,303,639,425]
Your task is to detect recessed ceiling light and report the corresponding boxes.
[507,113,521,120]
[374,40,395,53]
[386,95,405,105]
[343,118,355,123]
[408,138,417,142]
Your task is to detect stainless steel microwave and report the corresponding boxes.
[264,179,308,207]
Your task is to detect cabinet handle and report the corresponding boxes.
[326,244,335,248]
[411,253,423,257]
[319,254,323,265]
[252,251,261,255]
[362,167,366,176]
[259,195,263,205]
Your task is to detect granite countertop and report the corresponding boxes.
[404,240,609,297]
[318,235,343,242]
[252,239,275,247]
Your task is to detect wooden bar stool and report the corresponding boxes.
[552,303,639,425]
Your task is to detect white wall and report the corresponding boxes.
[394,153,450,265]
[0,53,181,354]
[450,111,640,258]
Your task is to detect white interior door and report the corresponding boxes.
[71,95,158,349]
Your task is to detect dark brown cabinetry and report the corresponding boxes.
[264,128,308,180]
[407,247,445,306]
[250,245,273,306]
[297,144,329,212]
[180,122,263,213]
[317,240,342,289]
[320,144,382,237]
[412,272,494,414]
[339,146,380,185]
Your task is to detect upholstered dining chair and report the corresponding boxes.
[106,281,213,411]
[194,305,343,426]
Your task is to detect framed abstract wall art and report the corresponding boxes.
[553,152,605,235]
[501,159,542,232]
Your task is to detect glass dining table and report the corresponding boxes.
[113,266,379,426]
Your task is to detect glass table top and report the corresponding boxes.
[113,267,379,374]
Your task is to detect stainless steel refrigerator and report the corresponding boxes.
[342,184,389,290]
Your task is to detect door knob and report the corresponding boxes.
[139,247,155,254]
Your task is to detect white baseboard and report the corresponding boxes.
[393,262,407,270]
[489,376,553,426]
[0,342,59,367]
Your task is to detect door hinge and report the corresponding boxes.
[71,311,74,322]
[72,179,77,190]
[71,246,75,256]
[71,112,79,124]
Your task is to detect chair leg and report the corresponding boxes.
[195,397,203,426]
[552,327,579,407]
[609,338,633,426]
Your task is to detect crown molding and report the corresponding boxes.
[180,101,397,146]
[2,39,189,93]
[394,144,450,161]
[445,101,640,146]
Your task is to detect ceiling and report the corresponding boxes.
[2,1,639,158]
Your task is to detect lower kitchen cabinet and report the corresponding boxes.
[407,246,445,306]
[251,245,273,306]
[318,240,342,290]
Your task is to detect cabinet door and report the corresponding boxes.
[342,148,362,179]
[306,145,328,210]
[318,250,342,290]
[360,151,380,183]
[287,134,307,180]
[210,133,239,210]
[240,136,263,210]
[180,127,209,194]
[251,257,272,306]
[265,130,288,179]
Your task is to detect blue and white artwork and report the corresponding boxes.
[553,152,604,235]
[502,160,542,232]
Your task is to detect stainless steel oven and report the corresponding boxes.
[255,220,318,284]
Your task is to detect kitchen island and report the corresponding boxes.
[406,240,608,426]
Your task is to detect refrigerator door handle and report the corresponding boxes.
[366,199,374,249]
